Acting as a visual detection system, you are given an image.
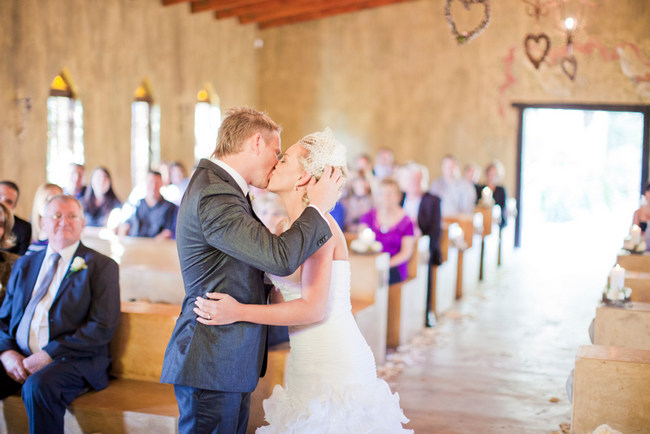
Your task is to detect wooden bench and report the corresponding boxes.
[386,236,430,347]
[349,251,390,365]
[444,213,482,300]
[475,205,500,282]
[82,234,185,304]
[616,252,650,273]
[497,198,517,266]
[0,301,289,433]
[594,302,650,350]
[625,270,650,303]
[430,222,459,316]
[571,345,650,433]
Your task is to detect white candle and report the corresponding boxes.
[359,228,376,244]
[630,224,642,245]
[609,264,626,291]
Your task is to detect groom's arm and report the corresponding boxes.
[199,186,331,276]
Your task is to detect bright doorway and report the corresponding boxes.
[514,104,649,280]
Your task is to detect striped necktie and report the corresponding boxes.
[16,252,61,355]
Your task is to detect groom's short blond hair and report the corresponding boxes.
[212,107,281,159]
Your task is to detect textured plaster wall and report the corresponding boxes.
[257,0,650,191]
[1,0,258,217]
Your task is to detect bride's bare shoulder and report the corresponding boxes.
[325,214,349,261]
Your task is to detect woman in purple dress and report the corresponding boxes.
[360,177,415,284]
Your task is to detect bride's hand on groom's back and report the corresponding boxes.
[194,293,241,325]
[307,166,344,213]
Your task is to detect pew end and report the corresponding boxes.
[571,345,650,434]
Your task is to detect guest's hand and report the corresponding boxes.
[23,350,53,375]
[194,293,242,325]
[0,350,28,383]
[307,166,344,213]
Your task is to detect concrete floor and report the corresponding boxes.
[389,234,617,433]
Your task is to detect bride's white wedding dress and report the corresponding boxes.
[258,260,412,433]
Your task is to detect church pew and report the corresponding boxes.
[444,213,482,300]
[0,301,290,433]
[497,198,517,266]
[82,233,185,304]
[475,205,500,282]
[350,251,390,365]
[571,345,650,434]
[625,271,650,303]
[430,222,459,317]
[386,236,430,347]
[593,302,650,350]
[616,252,650,273]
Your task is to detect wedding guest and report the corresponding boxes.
[430,155,476,216]
[169,161,190,203]
[399,163,442,327]
[0,194,120,434]
[353,153,374,184]
[373,148,395,180]
[119,171,177,240]
[26,184,64,256]
[253,192,289,235]
[633,184,650,233]
[464,162,482,200]
[360,177,415,284]
[478,161,507,228]
[64,163,86,199]
[342,174,373,233]
[0,181,31,256]
[0,203,19,303]
[81,167,122,227]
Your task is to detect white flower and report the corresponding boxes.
[69,257,87,274]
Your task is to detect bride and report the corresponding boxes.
[194,128,412,433]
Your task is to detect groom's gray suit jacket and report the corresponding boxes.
[161,159,331,392]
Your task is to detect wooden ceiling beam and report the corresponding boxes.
[162,0,192,6]
[191,0,267,14]
[236,0,362,24]
[257,0,420,29]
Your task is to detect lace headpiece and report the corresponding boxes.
[297,128,348,179]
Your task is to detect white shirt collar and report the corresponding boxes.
[210,158,249,197]
[45,240,80,266]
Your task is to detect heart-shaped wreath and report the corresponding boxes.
[524,33,551,69]
[445,0,491,45]
[561,55,577,81]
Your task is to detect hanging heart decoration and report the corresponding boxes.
[444,0,491,45]
[524,33,551,69]
[561,55,578,81]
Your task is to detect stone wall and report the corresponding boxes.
[257,0,650,191]
[0,0,258,216]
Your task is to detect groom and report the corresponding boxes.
[161,107,342,433]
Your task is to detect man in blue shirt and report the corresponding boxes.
[119,171,177,240]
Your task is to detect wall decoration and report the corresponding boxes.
[524,33,551,69]
[444,0,491,45]
[560,55,577,80]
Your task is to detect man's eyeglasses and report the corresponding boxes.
[46,213,81,222]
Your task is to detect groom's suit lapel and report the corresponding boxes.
[198,158,261,222]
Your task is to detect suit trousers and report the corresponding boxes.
[0,359,88,434]
[175,385,251,434]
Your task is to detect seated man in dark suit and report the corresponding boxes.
[119,170,178,240]
[0,194,120,434]
[399,163,442,327]
[0,181,32,255]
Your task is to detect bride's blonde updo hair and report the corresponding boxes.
[297,128,348,206]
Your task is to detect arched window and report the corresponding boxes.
[131,80,160,189]
[194,85,221,161]
[47,71,84,186]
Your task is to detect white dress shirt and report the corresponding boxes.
[28,241,79,354]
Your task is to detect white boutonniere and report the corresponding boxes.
[67,256,87,277]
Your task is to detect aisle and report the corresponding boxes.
[387,237,616,433]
